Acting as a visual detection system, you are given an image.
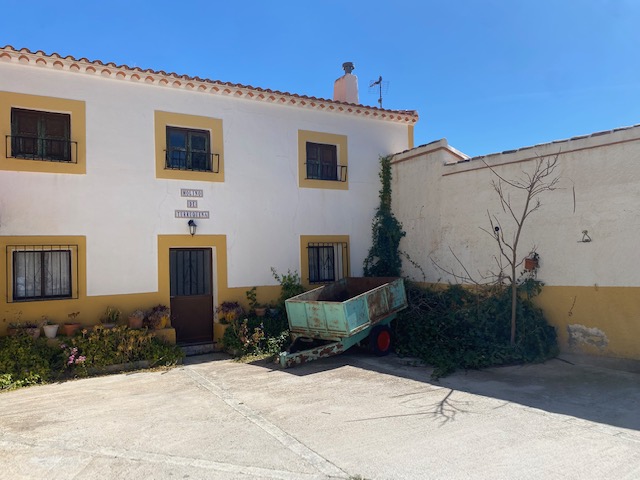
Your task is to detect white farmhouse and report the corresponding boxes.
[0,46,417,345]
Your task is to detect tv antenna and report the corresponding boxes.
[369,75,389,108]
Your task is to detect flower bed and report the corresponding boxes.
[0,326,183,391]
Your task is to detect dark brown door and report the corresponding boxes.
[169,248,213,344]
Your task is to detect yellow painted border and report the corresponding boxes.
[0,92,86,174]
[155,111,224,182]
[299,234,350,287]
[298,130,348,190]
[407,125,414,149]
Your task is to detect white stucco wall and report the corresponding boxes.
[393,128,640,288]
[0,58,411,296]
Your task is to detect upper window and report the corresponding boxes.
[9,245,79,302]
[298,130,348,190]
[306,142,341,181]
[0,92,86,174]
[166,126,216,172]
[155,111,224,182]
[10,108,73,162]
[11,108,72,162]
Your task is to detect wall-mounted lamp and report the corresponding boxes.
[188,219,197,236]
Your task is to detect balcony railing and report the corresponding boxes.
[165,149,220,173]
[305,162,347,182]
[6,135,77,163]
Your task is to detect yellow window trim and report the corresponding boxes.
[299,234,350,287]
[155,111,224,182]
[1,235,86,304]
[0,92,86,174]
[298,130,348,190]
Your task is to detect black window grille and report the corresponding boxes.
[307,242,349,284]
[9,245,77,301]
[165,126,218,172]
[170,248,212,296]
[8,108,76,163]
[306,142,347,181]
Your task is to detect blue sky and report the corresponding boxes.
[2,0,639,157]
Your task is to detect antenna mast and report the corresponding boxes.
[368,76,389,108]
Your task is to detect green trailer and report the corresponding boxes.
[280,277,407,368]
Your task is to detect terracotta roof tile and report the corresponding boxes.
[0,45,418,124]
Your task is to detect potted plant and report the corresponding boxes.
[128,309,145,329]
[42,319,59,339]
[145,305,171,329]
[524,252,540,271]
[11,321,40,339]
[216,301,245,324]
[63,312,81,336]
[7,322,21,336]
[101,307,120,329]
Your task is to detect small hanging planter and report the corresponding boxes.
[524,253,539,271]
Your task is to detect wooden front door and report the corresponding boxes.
[169,248,213,345]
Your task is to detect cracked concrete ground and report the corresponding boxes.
[1,351,639,479]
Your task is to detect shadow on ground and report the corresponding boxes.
[190,348,640,433]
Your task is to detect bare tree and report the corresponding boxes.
[480,154,560,345]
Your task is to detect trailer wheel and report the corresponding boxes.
[369,325,392,356]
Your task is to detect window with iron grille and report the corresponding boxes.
[307,242,349,284]
[166,126,216,172]
[10,246,76,301]
[306,142,346,181]
[10,108,73,162]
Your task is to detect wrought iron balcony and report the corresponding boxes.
[305,162,348,182]
[165,149,220,173]
[6,135,77,163]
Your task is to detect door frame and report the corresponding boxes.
[158,235,228,339]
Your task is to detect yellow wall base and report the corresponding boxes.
[152,328,176,345]
[535,285,640,360]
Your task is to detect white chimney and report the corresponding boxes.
[333,62,359,104]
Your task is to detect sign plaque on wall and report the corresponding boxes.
[175,210,210,219]
[177,188,208,219]
[180,189,203,198]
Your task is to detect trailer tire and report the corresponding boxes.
[369,325,392,356]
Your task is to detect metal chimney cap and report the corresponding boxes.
[342,62,355,74]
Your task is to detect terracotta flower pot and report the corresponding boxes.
[254,307,267,317]
[63,322,81,336]
[128,315,144,329]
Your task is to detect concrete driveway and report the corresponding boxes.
[1,351,639,480]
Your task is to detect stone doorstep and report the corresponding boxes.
[181,343,217,356]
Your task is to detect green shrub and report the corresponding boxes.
[0,333,62,390]
[64,326,183,374]
[0,326,183,390]
[271,268,305,310]
[222,314,290,359]
[394,282,558,378]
